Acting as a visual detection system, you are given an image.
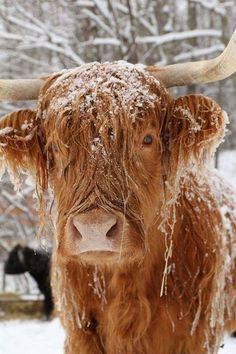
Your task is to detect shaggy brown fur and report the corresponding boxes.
[0,62,236,354]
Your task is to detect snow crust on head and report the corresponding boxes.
[40,61,163,125]
[0,126,14,136]
[37,61,168,178]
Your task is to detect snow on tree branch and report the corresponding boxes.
[136,29,222,45]
[172,44,225,63]
[190,0,227,16]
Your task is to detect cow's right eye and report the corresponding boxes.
[143,135,153,145]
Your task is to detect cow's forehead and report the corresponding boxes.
[39,61,167,126]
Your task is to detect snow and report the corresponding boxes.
[190,0,226,16]
[136,29,222,45]
[173,44,225,63]
[220,336,236,353]
[0,319,64,354]
[82,8,115,37]
[78,29,223,48]
[218,150,236,188]
[0,127,13,136]
[45,62,160,128]
[0,318,235,353]
[82,37,121,46]
[93,0,110,21]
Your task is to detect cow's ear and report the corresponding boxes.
[165,94,226,168]
[0,109,47,186]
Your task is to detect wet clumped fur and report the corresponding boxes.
[0,62,235,354]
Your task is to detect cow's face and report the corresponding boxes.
[38,63,170,264]
[0,63,225,265]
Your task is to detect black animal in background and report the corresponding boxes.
[4,244,53,319]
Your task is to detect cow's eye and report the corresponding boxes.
[143,135,153,145]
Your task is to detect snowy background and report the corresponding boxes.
[0,0,236,353]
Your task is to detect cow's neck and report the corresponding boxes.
[75,245,166,331]
[54,223,184,352]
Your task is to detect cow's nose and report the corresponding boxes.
[73,213,118,240]
[69,209,121,253]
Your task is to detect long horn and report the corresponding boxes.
[0,79,44,101]
[145,29,236,87]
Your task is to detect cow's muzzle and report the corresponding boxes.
[65,208,124,256]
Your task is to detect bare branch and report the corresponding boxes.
[136,29,222,45]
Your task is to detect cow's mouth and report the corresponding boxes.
[78,250,121,264]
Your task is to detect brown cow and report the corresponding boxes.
[0,30,236,354]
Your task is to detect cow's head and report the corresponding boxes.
[0,30,235,265]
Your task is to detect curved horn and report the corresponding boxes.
[145,29,236,87]
[0,79,44,101]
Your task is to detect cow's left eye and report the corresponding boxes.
[143,135,153,145]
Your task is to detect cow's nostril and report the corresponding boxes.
[72,222,83,239]
[106,222,118,238]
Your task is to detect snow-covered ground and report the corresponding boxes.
[0,318,235,354]
[0,319,64,354]
[220,336,236,354]
[1,150,236,354]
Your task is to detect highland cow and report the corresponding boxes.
[0,30,236,354]
[4,244,53,319]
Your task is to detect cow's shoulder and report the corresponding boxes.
[179,168,236,237]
